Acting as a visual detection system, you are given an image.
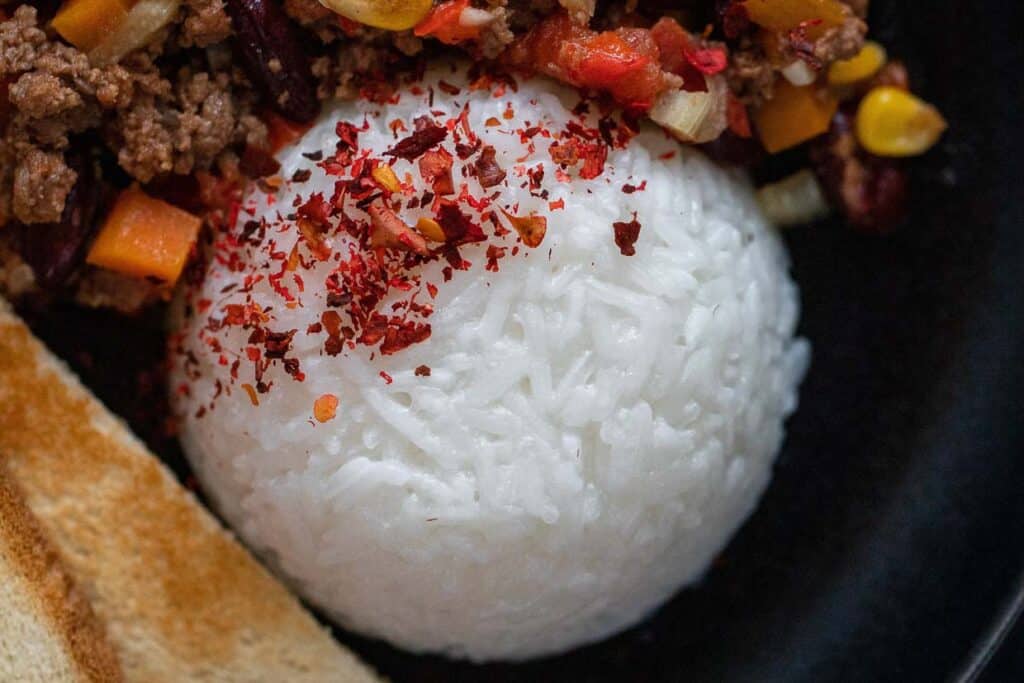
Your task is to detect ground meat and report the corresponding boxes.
[180,0,232,48]
[283,0,334,26]
[473,8,512,58]
[74,268,164,314]
[726,40,776,106]
[844,0,869,18]
[111,69,248,181]
[0,241,35,299]
[559,0,596,24]
[810,15,866,64]
[12,147,76,224]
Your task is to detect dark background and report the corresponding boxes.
[23,0,1024,680]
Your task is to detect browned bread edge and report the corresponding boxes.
[0,465,124,682]
[0,298,379,682]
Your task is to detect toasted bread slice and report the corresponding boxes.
[0,299,378,682]
[0,467,123,682]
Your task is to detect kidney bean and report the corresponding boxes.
[811,108,908,234]
[224,0,319,123]
[19,146,104,288]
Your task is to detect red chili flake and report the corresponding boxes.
[437,201,487,245]
[385,116,448,161]
[379,371,393,384]
[297,192,332,227]
[426,282,438,298]
[313,393,339,423]
[622,180,648,194]
[241,383,260,406]
[684,44,728,76]
[502,102,515,119]
[368,204,429,255]
[418,148,455,195]
[264,329,296,359]
[380,321,431,355]
[292,169,312,183]
[415,365,431,377]
[659,151,677,160]
[471,145,507,188]
[501,209,547,248]
[613,214,642,256]
[438,80,461,95]
[455,138,482,160]
[548,198,565,210]
[485,244,507,271]
[335,121,362,151]
[389,119,408,138]
[485,117,501,127]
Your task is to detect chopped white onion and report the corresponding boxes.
[781,60,818,86]
[649,74,728,144]
[89,0,181,65]
[756,169,830,227]
[459,7,495,27]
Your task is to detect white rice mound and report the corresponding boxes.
[173,64,809,661]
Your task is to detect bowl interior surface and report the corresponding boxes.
[23,1,1024,680]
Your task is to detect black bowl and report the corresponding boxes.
[338,2,1024,679]
[25,0,1024,680]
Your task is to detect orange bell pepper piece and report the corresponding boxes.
[753,80,838,153]
[87,187,201,284]
[742,0,848,40]
[52,0,133,52]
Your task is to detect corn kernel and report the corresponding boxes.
[371,164,401,192]
[828,41,887,86]
[415,217,446,242]
[317,0,432,30]
[856,86,947,157]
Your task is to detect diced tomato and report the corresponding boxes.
[508,13,668,109]
[414,0,481,45]
[650,17,690,74]
[650,17,727,78]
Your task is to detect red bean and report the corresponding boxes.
[224,0,319,123]
[19,146,104,288]
[811,108,908,234]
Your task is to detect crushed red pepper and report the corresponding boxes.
[177,69,650,413]
[613,214,642,256]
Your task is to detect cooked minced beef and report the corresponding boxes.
[180,0,233,48]
[728,10,865,106]
[0,0,911,311]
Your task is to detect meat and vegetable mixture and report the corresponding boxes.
[0,0,945,313]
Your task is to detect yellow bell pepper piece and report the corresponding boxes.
[317,0,432,31]
[828,41,887,86]
[742,0,848,40]
[52,0,133,52]
[855,86,947,157]
[754,80,839,153]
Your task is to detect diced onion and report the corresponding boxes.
[756,169,830,227]
[781,60,817,86]
[88,0,181,65]
[458,7,494,27]
[649,75,728,144]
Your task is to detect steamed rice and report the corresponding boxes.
[172,63,809,661]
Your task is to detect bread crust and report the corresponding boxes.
[0,466,124,682]
[0,299,378,682]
